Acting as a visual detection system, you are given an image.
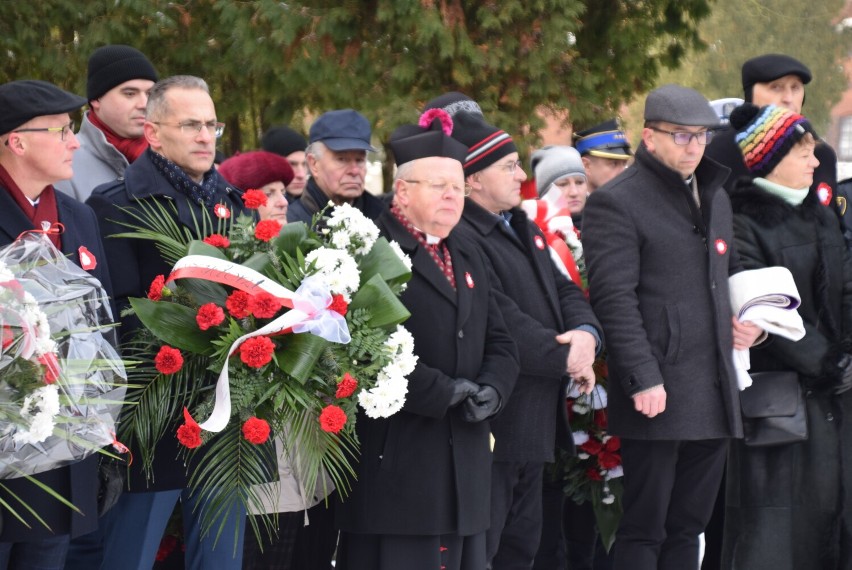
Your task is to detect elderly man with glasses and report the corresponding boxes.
[447,111,603,570]
[0,79,113,570]
[581,85,764,570]
[85,75,248,570]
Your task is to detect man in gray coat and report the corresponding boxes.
[55,45,157,202]
[581,85,764,570]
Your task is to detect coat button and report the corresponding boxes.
[458,330,464,339]
[378,454,383,460]
[827,412,835,422]
[448,437,453,446]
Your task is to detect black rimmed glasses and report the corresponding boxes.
[152,120,225,138]
[404,179,470,197]
[5,121,75,145]
[649,127,714,146]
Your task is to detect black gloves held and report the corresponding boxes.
[462,384,501,423]
[449,378,480,406]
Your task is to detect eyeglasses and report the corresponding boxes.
[4,121,75,145]
[495,160,524,175]
[152,120,225,138]
[649,127,714,146]
[404,179,470,197]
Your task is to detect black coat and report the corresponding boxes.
[723,181,852,569]
[336,210,519,536]
[286,178,386,225]
[582,144,743,440]
[454,200,601,462]
[86,150,246,492]
[0,188,112,541]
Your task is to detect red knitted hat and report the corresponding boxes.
[218,150,294,190]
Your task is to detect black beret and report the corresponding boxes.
[390,110,468,166]
[0,80,87,136]
[742,54,812,101]
[261,126,308,157]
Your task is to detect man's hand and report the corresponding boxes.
[633,385,666,418]
[732,317,763,350]
[555,329,597,379]
[449,378,480,407]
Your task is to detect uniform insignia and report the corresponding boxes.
[465,272,474,288]
[214,204,231,219]
[78,246,97,270]
[817,183,833,207]
[534,235,546,250]
[837,196,848,216]
[714,239,727,255]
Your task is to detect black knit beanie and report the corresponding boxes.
[87,45,158,101]
[450,111,518,177]
[261,126,308,157]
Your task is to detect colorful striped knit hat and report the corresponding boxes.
[450,111,518,176]
[730,103,816,178]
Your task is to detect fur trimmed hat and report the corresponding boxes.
[86,45,158,101]
[730,103,816,178]
[218,150,294,190]
[450,111,518,177]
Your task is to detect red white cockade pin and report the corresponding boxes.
[714,239,727,255]
[214,203,231,219]
[78,246,97,270]
[817,183,833,207]
[465,272,475,289]
[534,235,546,250]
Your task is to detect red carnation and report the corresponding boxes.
[249,292,283,319]
[598,451,621,470]
[196,303,225,330]
[203,234,231,248]
[176,407,202,449]
[155,535,178,562]
[226,290,252,319]
[242,189,268,209]
[335,372,358,399]
[155,346,184,375]
[1,325,13,350]
[579,438,603,456]
[242,417,271,444]
[239,336,275,368]
[328,294,348,316]
[593,409,608,429]
[603,436,621,452]
[148,275,166,301]
[319,405,347,434]
[38,353,60,384]
[255,219,282,242]
[586,468,603,481]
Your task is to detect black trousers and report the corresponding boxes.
[613,438,727,570]
[486,461,545,569]
[337,531,486,570]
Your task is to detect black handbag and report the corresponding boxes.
[740,370,808,447]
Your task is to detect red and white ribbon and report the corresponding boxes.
[167,255,351,432]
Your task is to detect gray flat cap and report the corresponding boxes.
[644,84,719,128]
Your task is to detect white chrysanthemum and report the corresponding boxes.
[14,385,60,445]
[387,240,412,271]
[601,493,615,505]
[305,247,360,299]
[326,203,380,257]
[572,402,590,415]
[0,262,13,282]
[572,431,589,446]
[605,465,624,480]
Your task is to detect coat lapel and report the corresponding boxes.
[512,209,563,320]
[0,188,36,245]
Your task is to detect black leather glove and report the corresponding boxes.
[462,384,502,422]
[835,354,852,395]
[449,378,480,406]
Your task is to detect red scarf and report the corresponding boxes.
[0,164,61,248]
[88,110,148,163]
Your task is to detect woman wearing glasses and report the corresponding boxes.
[722,104,852,569]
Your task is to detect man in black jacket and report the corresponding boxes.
[450,111,603,569]
[0,79,113,570]
[84,75,247,570]
[583,85,763,570]
[287,109,385,225]
[336,113,519,570]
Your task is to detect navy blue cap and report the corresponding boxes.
[0,80,87,135]
[309,109,376,152]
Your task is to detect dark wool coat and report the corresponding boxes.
[454,200,602,462]
[722,182,852,570]
[582,144,742,440]
[0,189,112,541]
[86,150,247,492]
[336,210,519,536]
[286,178,386,225]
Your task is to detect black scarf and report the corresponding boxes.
[148,148,221,207]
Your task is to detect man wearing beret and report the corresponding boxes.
[336,114,519,570]
[261,125,309,202]
[0,79,112,570]
[449,111,602,569]
[85,75,248,570]
[287,109,386,225]
[55,45,158,203]
[582,85,764,570]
